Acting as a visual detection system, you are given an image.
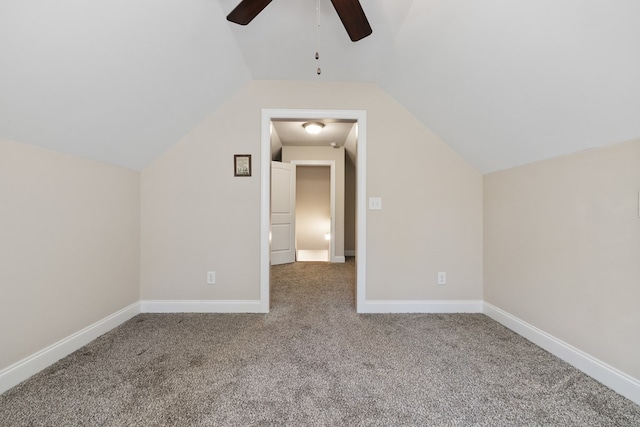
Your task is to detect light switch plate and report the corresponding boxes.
[369,197,382,210]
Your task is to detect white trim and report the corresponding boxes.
[355,115,367,313]
[141,300,263,313]
[344,250,356,257]
[291,160,337,263]
[261,109,367,314]
[332,256,346,263]
[3,299,638,407]
[363,300,483,313]
[0,302,140,395]
[483,302,640,406]
[260,112,272,313]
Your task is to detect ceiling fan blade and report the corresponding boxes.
[227,0,273,25]
[330,0,372,42]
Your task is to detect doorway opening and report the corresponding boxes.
[292,163,334,262]
[260,109,367,313]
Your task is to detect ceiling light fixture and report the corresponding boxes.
[303,122,325,135]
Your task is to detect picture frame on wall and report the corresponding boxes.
[234,154,252,177]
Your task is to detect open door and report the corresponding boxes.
[271,161,296,265]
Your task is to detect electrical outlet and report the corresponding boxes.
[437,272,446,285]
[207,271,216,285]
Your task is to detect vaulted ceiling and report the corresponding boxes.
[1,1,639,172]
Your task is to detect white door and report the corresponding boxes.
[271,161,296,265]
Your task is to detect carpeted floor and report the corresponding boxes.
[1,258,639,426]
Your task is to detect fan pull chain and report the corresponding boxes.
[315,0,321,75]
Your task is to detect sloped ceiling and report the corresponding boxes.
[0,1,251,170]
[1,1,639,172]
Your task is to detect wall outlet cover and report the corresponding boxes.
[437,272,446,285]
[207,271,216,284]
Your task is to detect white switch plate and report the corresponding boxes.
[437,272,446,285]
[207,271,216,284]
[369,197,382,210]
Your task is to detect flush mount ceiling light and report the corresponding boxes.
[303,122,325,135]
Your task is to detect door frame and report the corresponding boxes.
[260,109,367,313]
[291,160,337,263]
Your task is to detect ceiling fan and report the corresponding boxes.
[226,0,372,42]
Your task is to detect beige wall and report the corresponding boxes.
[3,77,637,393]
[270,125,283,161]
[0,138,140,370]
[294,166,331,253]
[484,138,640,379]
[283,145,346,259]
[345,154,356,253]
[344,125,357,253]
[141,80,483,302]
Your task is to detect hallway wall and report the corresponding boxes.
[283,146,346,260]
[295,166,331,257]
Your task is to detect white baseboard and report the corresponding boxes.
[344,250,356,257]
[297,250,329,262]
[4,298,637,407]
[363,300,483,314]
[331,256,346,263]
[483,302,640,406]
[0,302,140,395]
[141,300,264,313]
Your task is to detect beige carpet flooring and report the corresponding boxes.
[1,258,639,425]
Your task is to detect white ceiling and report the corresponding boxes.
[1,1,639,172]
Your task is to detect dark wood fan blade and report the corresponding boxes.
[227,0,273,25]
[330,0,372,42]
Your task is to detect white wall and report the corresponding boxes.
[484,138,640,380]
[0,138,140,371]
[140,80,483,303]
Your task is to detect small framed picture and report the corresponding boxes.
[234,154,252,177]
